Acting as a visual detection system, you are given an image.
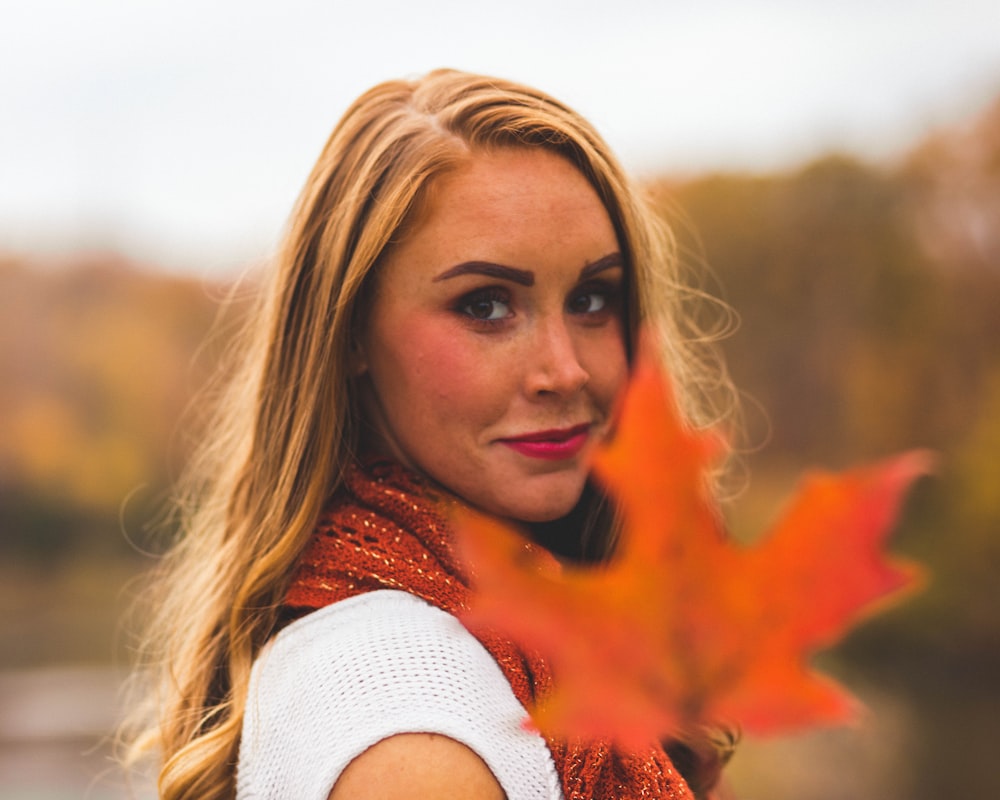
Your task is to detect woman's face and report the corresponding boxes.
[359,147,629,523]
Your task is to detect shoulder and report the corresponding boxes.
[253,591,482,692]
[237,591,562,800]
[327,732,504,800]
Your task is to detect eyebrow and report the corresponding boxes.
[434,261,535,286]
[433,252,624,286]
[579,252,625,279]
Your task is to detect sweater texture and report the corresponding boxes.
[285,458,694,800]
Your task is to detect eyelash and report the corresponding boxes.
[453,281,620,328]
[568,281,619,318]
[455,287,513,326]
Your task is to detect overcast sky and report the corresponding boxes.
[2,0,999,275]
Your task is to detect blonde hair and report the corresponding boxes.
[122,69,734,799]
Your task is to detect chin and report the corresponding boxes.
[508,506,575,524]
[494,477,586,524]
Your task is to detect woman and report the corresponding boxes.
[125,69,736,799]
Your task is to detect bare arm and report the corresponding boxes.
[327,732,506,800]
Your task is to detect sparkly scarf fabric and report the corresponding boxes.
[285,459,694,800]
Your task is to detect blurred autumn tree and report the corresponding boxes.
[0,89,997,797]
[651,95,1000,800]
[650,97,1000,655]
[0,255,228,560]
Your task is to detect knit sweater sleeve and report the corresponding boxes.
[236,590,564,800]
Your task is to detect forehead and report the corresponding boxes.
[433,147,601,217]
[361,147,627,320]
[395,148,618,256]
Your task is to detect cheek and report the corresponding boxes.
[380,316,494,416]
[587,330,630,404]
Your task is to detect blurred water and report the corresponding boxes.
[0,665,917,800]
[724,684,919,800]
[0,667,153,800]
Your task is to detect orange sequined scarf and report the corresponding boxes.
[285,459,694,800]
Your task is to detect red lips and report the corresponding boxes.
[498,424,591,460]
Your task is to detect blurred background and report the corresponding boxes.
[2,1,999,798]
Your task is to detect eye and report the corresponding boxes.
[457,287,512,322]
[567,287,610,315]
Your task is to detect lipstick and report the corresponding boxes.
[499,424,590,461]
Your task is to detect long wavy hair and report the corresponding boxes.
[122,68,737,799]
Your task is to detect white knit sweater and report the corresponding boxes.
[236,590,563,799]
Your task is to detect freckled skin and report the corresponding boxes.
[327,733,505,800]
[359,147,629,524]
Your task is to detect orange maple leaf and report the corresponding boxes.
[456,341,928,747]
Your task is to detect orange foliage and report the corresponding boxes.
[0,258,227,513]
[457,340,928,747]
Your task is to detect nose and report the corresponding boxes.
[523,317,589,398]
